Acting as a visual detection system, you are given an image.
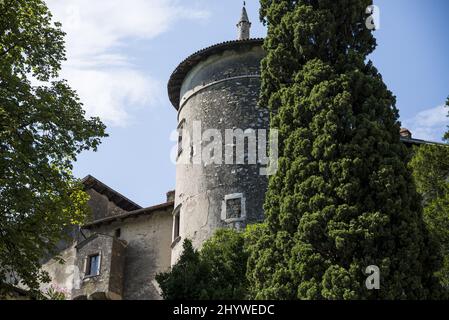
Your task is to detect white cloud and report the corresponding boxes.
[63,68,162,127]
[402,105,448,141]
[45,0,209,126]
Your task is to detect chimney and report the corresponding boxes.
[166,190,175,203]
[400,128,412,139]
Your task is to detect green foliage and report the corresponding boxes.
[247,0,442,299]
[44,286,67,300]
[410,144,449,201]
[156,229,248,300]
[201,228,249,299]
[0,0,107,293]
[423,194,449,290]
[409,102,449,290]
[156,240,209,300]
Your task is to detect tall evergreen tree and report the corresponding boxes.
[247,0,442,299]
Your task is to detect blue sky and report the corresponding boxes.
[45,0,449,207]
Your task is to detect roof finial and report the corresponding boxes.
[237,2,251,40]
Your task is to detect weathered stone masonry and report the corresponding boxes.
[168,40,269,263]
[40,176,174,300]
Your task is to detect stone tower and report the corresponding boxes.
[167,6,268,264]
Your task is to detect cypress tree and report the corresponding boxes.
[247,0,442,299]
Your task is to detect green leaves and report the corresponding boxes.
[156,229,249,300]
[156,240,210,300]
[0,0,65,81]
[247,0,443,299]
[0,0,106,294]
[410,139,449,291]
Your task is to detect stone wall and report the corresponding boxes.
[86,189,127,221]
[40,188,173,300]
[71,234,126,300]
[39,238,78,299]
[172,43,268,263]
[86,208,173,300]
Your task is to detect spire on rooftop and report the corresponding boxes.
[237,2,251,40]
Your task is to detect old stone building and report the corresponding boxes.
[41,175,174,300]
[38,5,434,300]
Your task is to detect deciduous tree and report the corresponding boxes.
[157,229,248,300]
[409,98,449,290]
[0,0,106,295]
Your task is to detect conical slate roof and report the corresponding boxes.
[239,5,250,23]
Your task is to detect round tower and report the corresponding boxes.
[167,5,268,263]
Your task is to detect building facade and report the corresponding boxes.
[40,176,174,300]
